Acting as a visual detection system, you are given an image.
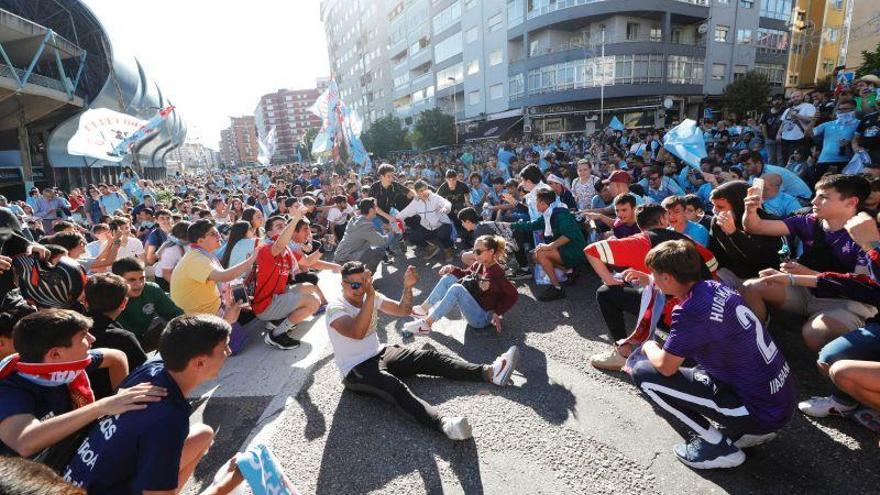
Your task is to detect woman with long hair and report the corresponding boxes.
[221,221,258,269]
[708,180,782,290]
[241,206,264,236]
[229,197,245,222]
[405,235,519,334]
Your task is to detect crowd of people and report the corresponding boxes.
[2,73,880,492]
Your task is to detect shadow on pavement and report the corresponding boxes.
[296,353,334,441]
[316,388,483,494]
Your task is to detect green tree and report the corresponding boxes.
[362,115,409,159]
[719,71,771,119]
[302,128,318,163]
[412,108,455,149]
[856,40,880,78]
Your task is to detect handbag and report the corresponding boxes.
[457,273,483,301]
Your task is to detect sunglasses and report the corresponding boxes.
[343,280,363,290]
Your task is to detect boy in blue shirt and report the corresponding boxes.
[64,314,232,494]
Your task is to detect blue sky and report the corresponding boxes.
[84,0,331,149]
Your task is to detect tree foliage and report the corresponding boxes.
[302,128,318,163]
[719,71,771,119]
[362,115,409,159]
[856,40,880,78]
[412,108,455,149]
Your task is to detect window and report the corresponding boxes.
[490,83,504,100]
[825,27,840,43]
[432,0,462,34]
[508,0,524,28]
[711,63,727,80]
[754,63,785,86]
[394,72,410,88]
[739,0,754,8]
[734,65,748,80]
[509,73,525,99]
[821,58,835,74]
[714,25,729,43]
[489,49,503,66]
[756,28,789,52]
[465,0,477,9]
[830,0,843,9]
[626,22,640,41]
[468,90,480,105]
[489,13,503,31]
[467,58,480,75]
[465,26,479,44]
[760,0,793,21]
[436,62,464,89]
[650,26,662,42]
[736,29,753,44]
[434,32,463,63]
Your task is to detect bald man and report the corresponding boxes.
[761,173,801,218]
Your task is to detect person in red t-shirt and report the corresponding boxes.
[584,204,718,370]
[252,210,322,350]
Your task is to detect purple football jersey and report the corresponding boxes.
[664,280,796,429]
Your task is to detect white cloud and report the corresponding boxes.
[84,0,330,150]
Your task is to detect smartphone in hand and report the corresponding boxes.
[752,177,765,198]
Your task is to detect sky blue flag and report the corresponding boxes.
[662,119,707,169]
[608,116,624,131]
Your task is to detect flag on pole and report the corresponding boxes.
[662,119,707,169]
[608,116,624,131]
[68,107,175,162]
[309,79,372,169]
[257,126,276,166]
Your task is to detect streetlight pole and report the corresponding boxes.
[600,27,605,125]
[448,77,458,145]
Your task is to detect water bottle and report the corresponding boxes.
[482,202,492,221]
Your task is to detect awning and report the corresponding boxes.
[461,116,523,142]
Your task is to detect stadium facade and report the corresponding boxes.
[0,0,184,200]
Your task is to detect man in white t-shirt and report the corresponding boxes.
[325,261,520,440]
[776,90,816,163]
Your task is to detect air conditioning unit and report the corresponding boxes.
[585,113,598,121]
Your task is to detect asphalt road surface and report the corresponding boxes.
[184,248,879,495]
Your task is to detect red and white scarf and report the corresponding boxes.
[0,354,95,409]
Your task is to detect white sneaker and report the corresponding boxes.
[491,346,520,386]
[798,395,858,418]
[590,347,627,371]
[733,432,777,448]
[411,304,429,317]
[441,416,472,440]
[402,318,431,335]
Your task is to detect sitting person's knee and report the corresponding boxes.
[188,423,215,450]
[629,359,656,387]
[828,360,856,388]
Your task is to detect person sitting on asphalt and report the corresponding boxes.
[506,188,587,301]
[251,213,323,350]
[705,181,782,291]
[83,273,148,400]
[0,309,159,463]
[404,235,519,334]
[153,220,190,292]
[325,261,520,440]
[111,257,183,352]
[628,240,796,470]
[456,207,525,277]
[751,212,880,426]
[396,180,455,261]
[740,174,876,352]
[333,198,389,274]
[63,314,232,494]
[582,193,641,240]
[662,195,710,247]
[584,204,718,371]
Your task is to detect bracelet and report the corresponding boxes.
[788,273,795,286]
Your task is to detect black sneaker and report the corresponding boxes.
[537,286,566,301]
[561,270,579,287]
[264,330,301,350]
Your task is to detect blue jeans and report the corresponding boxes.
[818,323,880,404]
[425,274,491,328]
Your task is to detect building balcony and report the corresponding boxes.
[526,0,706,20]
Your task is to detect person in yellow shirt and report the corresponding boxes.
[170,219,257,315]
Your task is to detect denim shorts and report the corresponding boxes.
[818,323,880,366]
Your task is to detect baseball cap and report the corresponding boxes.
[602,170,631,185]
